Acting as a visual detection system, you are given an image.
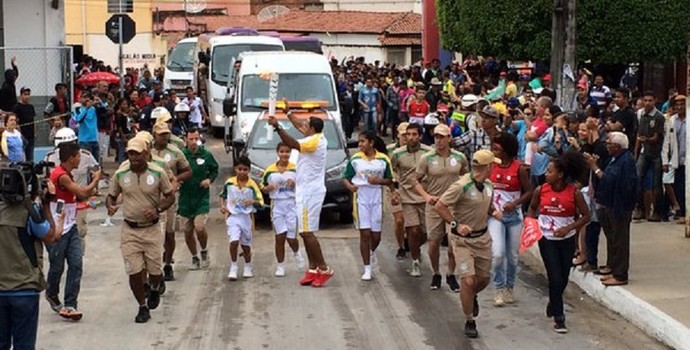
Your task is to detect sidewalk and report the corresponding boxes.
[526,221,690,350]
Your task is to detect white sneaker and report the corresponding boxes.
[227,264,238,281]
[275,264,286,277]
[200,251,210,269]
[410,260,422,277]
[361,266,372,281]
[243,263,254,278]
[294,251,306,271]
[370,250,377,267]
[99,216,114,227]
[493,289,505,307]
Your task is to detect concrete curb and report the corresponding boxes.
[525,246,690,350]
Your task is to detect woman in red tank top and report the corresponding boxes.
[527,151,590,333]
[488,132,533,307]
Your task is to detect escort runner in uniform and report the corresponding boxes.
[388,122,409,259]
[391,123,433,277]
[434,150,502,338]
[106,137,175,324]
[152,123,192,281]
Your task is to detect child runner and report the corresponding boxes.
[343,131,394,281]
[220,156,264,281]
[262,142,306,277]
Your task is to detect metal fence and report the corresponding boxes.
[0,46,74,147]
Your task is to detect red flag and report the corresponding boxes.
[520,217,543,253]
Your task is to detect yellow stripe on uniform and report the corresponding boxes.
[302,202,310,232]
[352,192,359,230]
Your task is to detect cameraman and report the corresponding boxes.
[44,142,101,321]
[0,177,61,349]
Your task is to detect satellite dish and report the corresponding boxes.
[257,5,290,23]
[183,0,207,14]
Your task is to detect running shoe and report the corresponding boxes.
[135,306,151,323]
[190,256,201,270]
[311,267,334,287]
[299,269,319,286]
[200,250,210,269]
[159,280,166,296]
[147,287,161,310]
[396,248,406,260]
[446,275,460,293]
[58,307,83,321]
[370,251,377,267]
[294,251,306,270]
[361,266,372,281]
[275,264,286,277]
[430,274,442,290]
[163,265,174,281]
[410,260,422,277]
[554,318,568,334]
[45,294,62,313]
[504,287,515,304]
[473,295,480,317]
[243,263,254,278]
[228,264,238,281]
[493,289,505,307]
[464,320,478,338]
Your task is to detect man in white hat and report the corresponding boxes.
[454,105,501,159]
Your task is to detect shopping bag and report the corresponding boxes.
[520,217,543,253]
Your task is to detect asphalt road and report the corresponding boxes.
[35,138,667,350]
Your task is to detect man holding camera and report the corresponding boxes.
[0,178,61,349]
[44,142,101,321]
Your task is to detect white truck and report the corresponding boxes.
[163,37,197,94]
[196,34,284,136]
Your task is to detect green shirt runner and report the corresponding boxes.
[177,146,219,218]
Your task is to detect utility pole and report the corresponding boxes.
[118,2,124,98]
[550,0,576,111]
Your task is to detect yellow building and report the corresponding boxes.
[65,0,168,68]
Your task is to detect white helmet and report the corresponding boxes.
[424,113,440,126]
[174,102,190,113]
[151,106,171,121]
[54,127,77,147]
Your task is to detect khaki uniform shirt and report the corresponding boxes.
[415,149,468,196]
[439,173,494,231]
[108,162,173,223]
[152,143,189,176]
[391,144,433,204]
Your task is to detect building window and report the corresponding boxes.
[411,47,422,64]
[387,48,406,66]
[108,0,133,13]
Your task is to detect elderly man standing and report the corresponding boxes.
[586,131,638,286]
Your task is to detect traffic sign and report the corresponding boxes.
[105,14,136,44]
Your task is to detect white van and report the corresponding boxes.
[197,35,284,135]
[226,51,341,148]
[163,37,198,94]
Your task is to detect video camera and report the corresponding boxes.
[0,161,54,204]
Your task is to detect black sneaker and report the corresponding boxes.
[430,274,442,290]
[147,287,161,310]
[45,294,62,313]
[473,296,479,317]
[396,248,406,260]
[446,275,460,293]
[135,306,151,323]
[546,302,553,318]
[163,265,174,281]
[464,320,479,338]
[554,318,568,334]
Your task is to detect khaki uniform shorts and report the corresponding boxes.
[121,223,164,276]
[425,203,446,240]
[449,232,492,279]
[159,202,178,233]
[180,214,209,234]
[402,203,425,228]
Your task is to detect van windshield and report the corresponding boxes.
[167,42,196,72]
[250,120,341,150]
[211,44,283,84]
[241,73,336,111]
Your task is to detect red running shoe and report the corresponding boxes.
[299,269,319,286]
[311,267,334,288]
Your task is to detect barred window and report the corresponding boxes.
[108,0,133,13]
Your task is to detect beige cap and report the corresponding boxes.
[135,131,153,144]
[433,124,451,136]
[126,137,147,153]
[153,122,171,135]
[397,122,410,134]
[155,113,172,124]
[472,150,502,166]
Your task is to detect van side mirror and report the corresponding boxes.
[346,140,358,149]
[198,51,210,65]
[232,139,245,149]
[223,98,236,116]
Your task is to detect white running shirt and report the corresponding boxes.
[296,133,327,196]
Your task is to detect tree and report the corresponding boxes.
[437,0,690,63]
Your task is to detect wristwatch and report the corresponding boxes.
[595,168,602,176]
[273,125,282,132]
[450,220,458,229]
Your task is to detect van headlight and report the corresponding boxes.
[214,114,224,123]
[250,165,264,179]
[326,161,347,180]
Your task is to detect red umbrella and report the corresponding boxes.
[76,72,121,86]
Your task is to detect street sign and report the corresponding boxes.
[105,14,136,44]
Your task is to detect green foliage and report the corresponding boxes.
[437,0,690,63]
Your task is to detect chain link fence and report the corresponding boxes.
[0,46,74,148]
